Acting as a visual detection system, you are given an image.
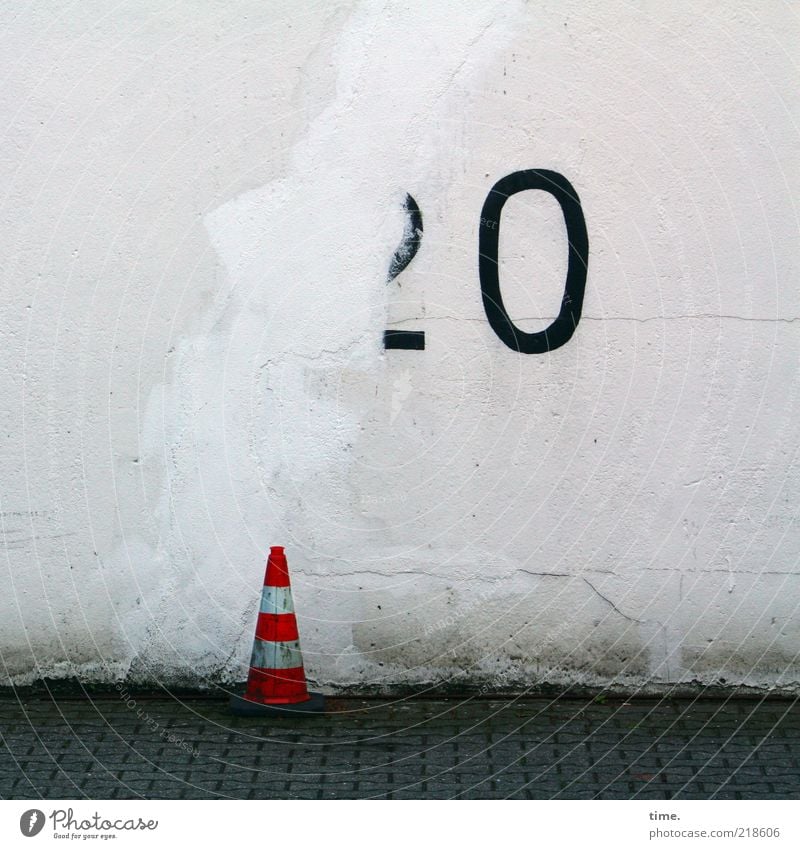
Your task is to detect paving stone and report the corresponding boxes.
[1,696,798,798]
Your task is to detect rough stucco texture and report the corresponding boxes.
[1,1,799,693]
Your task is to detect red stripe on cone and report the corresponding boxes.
[256,612,299,642]
[264,545,291,587]
[244,666,309,704]
[242,546,311,706]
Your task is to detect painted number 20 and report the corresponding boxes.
[385,170,589,353]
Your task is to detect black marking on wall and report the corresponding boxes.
[385,193,425,350]
[387,193,423,283]
[383,330,426,350]
[479,169,589,353]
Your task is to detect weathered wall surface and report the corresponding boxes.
[1,1,798,693]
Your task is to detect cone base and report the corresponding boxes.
[229,688,325,717]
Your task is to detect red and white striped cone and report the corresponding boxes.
[230,546,324,716]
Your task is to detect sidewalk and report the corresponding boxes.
[1,692,798,799]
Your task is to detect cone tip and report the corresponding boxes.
[270,545,285,554]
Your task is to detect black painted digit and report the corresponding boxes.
[479,170,589,353]
[387,193,423,283]
[384,192,425,350]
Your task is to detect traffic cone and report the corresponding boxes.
[230,546,325,716]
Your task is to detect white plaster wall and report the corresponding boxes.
[1,0,798,692]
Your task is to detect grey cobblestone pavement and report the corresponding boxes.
[0,693,798,799]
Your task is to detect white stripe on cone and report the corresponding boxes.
[259,586,295,615]
[250,638,304,670]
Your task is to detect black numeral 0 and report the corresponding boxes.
[479,170,589,353]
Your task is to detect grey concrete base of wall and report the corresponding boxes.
[4,678,798,702]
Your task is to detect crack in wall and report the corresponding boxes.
[387,314,800,325]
